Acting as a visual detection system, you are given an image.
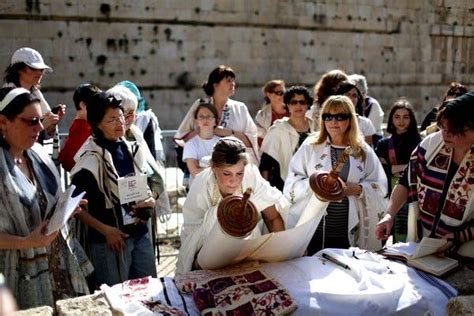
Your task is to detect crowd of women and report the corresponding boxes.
[0,47,472,311]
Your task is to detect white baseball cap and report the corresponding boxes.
[11,47,53,72]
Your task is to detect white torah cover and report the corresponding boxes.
[176,162,335,274]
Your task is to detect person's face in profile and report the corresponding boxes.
[213,76,235,98]
[212,160,245,197]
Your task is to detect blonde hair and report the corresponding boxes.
[314,95,366,161]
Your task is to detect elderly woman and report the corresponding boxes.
[3,47,64,140]
[175,65,259,163]
[0,87,91,309]
[284,95,387,254]
[176,137,287,275]
[254,79,288,145]
[376,92,474,263]
[259,86,315,191]
[70,92,157,286]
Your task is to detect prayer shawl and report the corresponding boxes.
[406,131,474,258]
[254,103,273,140]
[174,97,259,163]
[175,164,289,275]
[260,117,315,181]
[0,144,92,309]
[284,135,387,250]
[134,109,165,162]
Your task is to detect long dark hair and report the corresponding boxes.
[386,98,419,136]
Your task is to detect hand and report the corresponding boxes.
[436,233,455,255]
[24,221,59,248]
[375,214,394,240]
[103,226,128,253]
[71,199,88,218]
[42,111,60,135]
[344,182,363,197]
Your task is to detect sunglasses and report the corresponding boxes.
[289,100,307,106]
[322,113,351,121]
[272,90,285,96]
[17,117,42,126]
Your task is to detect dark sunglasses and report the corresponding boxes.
[289,100,307,106]
[272,90,285,96]
[17,117,42,126]
[322,113,351,121]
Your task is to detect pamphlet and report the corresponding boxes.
[46,184,85,235]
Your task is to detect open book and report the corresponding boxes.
[381,237,458,276]
[45,185,85,235]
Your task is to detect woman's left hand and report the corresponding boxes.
[436,233,455,254]
[133,197,155,210]
[71,199,88,218]
[345,182,363,197]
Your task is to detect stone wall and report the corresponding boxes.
[0,0,473,130]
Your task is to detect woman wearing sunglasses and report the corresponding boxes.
[0,87,92,309]
[259,86,315,191]
[254,80,289,146]
[284,95,387,254]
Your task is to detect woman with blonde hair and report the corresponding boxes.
[284,95,387,254]
[254,79,288,145]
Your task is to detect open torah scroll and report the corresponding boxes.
[197,194,329,270]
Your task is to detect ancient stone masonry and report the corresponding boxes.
[0,0,472,129]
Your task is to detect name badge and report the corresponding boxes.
[117,174,148,205]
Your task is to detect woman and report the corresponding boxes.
[259,86,315,191]
[334,80,376,145]
[284,95,387,254]
[0,87,92,309]
[71,92,157,286]
[254,80,288,146]
[175,65,259,163]
[183,102,221,184]
[375,99,421,242]
[3,47,64,140]
[176,137,288,275]
[376,91,474,263]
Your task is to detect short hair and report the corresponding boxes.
[262,80,285,104]
[334,80,364,115]
[443,82,468,102]
[283,86,313,111]
[313,69,348,105]
[437,90,474,135]
[194,101,219,127]
[107,85,138,113]
[202,65,235,96]
[386,98,419,136]
[87,92,124,136]
[73,83,100,110]
[348,74,368,96]
[314,95,366,161]
[211,137,249,168]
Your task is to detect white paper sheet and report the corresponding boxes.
[46,184,85,235]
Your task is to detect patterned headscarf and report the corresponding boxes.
[117,80,146,113]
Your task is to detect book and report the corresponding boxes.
[45,185,85,235]
[381,237,459,277]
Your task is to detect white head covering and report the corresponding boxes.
[0,88,30,112]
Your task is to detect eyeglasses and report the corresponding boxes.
[322,113,351,121]
[272,90,285,96]
[17,117,42,126]
[289,100,307,106]
[103,114,125,124]
[197,115,215,121]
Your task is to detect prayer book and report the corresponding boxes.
[381,237,459,277]
[45,185,85,235]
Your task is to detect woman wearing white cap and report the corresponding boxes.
[3,47,64,140]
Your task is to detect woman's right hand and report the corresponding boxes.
[41,111,60,135]
[375,214,394,240]
[103,226,129,253]
[24,221,59,248]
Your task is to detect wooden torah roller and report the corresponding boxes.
[217,188,259,238]
[309,146,353,202]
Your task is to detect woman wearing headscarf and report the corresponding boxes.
[0,87,92,309]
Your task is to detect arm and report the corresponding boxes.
[0,222,59,250]
[185,159,202,177]
[375,184,409,240]
[261,205,285,232]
